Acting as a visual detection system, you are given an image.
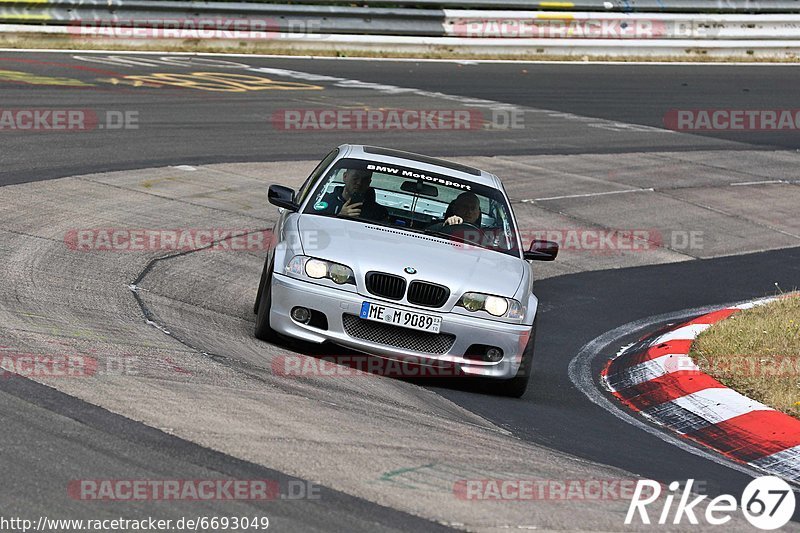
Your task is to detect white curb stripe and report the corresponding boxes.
[605,353,698,390]
[650,323,710,344]
[734,297,778,310]
[671,387,773,425]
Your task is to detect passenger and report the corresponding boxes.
[428,192,481,231]
[319,168,387,221]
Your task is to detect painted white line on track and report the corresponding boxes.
[731,180,790,186]
[522,188,654,202]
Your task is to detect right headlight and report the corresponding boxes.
[457,292,524,319]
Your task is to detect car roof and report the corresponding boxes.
[339,144,502,190]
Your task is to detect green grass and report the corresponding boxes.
[689,294,800,418]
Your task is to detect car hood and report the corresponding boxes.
[297,215,524,299]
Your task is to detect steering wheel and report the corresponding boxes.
[441,222,484,243]
[448,222,481,231]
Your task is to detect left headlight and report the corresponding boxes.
[285,255,355,285]
[457,292,524,319]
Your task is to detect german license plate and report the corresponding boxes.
[359,301,442,334]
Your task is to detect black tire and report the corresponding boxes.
[254,257,278,342]
[253,255,270,314]
[484,319,537,398]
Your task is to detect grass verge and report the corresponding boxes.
[689,294,800,418]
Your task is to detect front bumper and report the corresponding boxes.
[269,273,531,378]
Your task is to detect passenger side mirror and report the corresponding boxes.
[268,184,299,211]
[523,239,558,261]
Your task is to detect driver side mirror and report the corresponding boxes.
[524,239,558,261]
[268,184,299,211]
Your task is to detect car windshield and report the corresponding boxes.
[303,158,521,257]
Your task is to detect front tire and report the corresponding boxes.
[254,257,278,342]
[485,319,536,398]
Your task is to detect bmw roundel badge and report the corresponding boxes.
[404,266,417,275]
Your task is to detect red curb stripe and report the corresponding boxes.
[686,410,800,463]
[602,300,800,472]
[613,371,726,412]
[625,339,694,366]
[685,307,739,325]
[603,340,693,380]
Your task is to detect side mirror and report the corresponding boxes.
[268,184,299,211]
[523,239,558,261]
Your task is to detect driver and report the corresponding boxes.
[428,192,481,231]
[319,168,387,221]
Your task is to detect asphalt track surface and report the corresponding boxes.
[3,52,800,185]
[2,50,800,530]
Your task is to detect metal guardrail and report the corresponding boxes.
[2,0,800,13]
[0,1,447,35]
[5,2,800,38]
[233,1,800,13]
[3,0,800,44]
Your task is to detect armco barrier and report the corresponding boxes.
[0,2,446,36]
[4,0,800,57]
[6,3,800,40]
[7,0,797,14]
[444,12,800,39]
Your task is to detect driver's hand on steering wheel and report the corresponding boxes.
[444,215,463,226]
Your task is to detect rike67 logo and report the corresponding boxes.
[626,477,795,530]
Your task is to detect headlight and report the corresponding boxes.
[460,293,485,312]
[305,259,328,279]
[328,263,352,284]
[457,292,523,319]
[484,296,509,317]
[285,255,355,285]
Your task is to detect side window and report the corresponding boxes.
[295,148,339,206]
